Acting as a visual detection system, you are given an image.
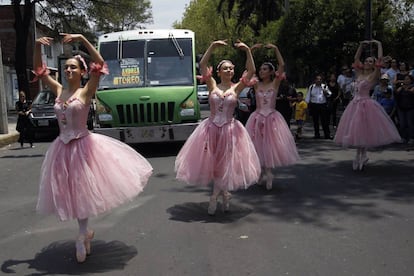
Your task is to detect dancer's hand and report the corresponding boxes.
[265,43,278,49]
[250,43,263,51]
[211,40,228,48]
[35,37,53,46]
[234,40,249,51]
[60,33,85,44]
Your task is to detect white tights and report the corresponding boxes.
[77,218,89,235]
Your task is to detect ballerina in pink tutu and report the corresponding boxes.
[175,40,261,215]
[334,40,401,170]
[246,43,299,190]
[33,34,153,263]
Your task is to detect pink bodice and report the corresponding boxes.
[55,97,90,144]
[209,91,238,127]
[255,88,277,116]
[353,79,375,100]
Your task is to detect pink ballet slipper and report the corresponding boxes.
[85,230,94,255]
[222,192,232,212]
[208,196,217,215]
[76,235,87,263]
[352,158,359,171]
[358,156,369,171]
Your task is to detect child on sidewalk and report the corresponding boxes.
[292,92,308,140]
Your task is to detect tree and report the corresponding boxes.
[12,0,38,98]
[175,0,256,79]
[87,0,152,33]
[217,0,284,35]
[11,0,153,94]
[212,0,412,86]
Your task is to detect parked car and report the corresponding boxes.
[29,90,59,138]
[235,87,255,125]
[197,84,209,104]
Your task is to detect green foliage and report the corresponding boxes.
[36,0,152,41]
[217,0,284,34]
[87,0,152,33]
[177,0,414,86]
[175,0,256,79]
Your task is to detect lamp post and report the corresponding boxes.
[365,0,372,40]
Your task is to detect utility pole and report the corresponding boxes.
[0,41,9,134]
[364,0,373,56]
[365,0,372,40]
[285,0,290,12]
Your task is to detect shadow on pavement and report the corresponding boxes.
[167,201,252,224]
[1,239,137,275]
[166,139,414,231]
[233,141,414,231]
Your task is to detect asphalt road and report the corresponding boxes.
[0,108,413,276]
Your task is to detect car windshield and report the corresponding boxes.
[33,91,56,105]
[99,38,193,90]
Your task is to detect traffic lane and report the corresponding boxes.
[0,140,413,275]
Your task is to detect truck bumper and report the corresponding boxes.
[93,122,200,143]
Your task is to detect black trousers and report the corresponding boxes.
[309,102,330,138]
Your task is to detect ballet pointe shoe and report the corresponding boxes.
[75,235,87,263]
[352,158,359,171]
[359,156,369,171]
[208,196,217,215]
[222,193,232,212]
[85,230,94,255]
[257,174,265,186]
[266,176,273,190]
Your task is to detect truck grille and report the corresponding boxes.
[116,102,175,124]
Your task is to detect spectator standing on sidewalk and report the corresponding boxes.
[394,74,414,144]
[372,74,397,125]
[338,67,355,108]
[15,91,34,148]
[305,74,332,139]
[327,73,340,129]
[276,78,297,128]
[386,59,399,86]
[292,91,308,140]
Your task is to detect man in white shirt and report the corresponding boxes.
[305,74,332,139]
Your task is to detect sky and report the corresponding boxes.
[145,0,192,29]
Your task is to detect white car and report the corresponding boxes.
[197,84,209,104]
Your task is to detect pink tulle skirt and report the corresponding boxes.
[37,133,153,221]
[175,118,261,191]
[246,110,299,168]
[334,97,401,147]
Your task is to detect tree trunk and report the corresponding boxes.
[13,0,34,100]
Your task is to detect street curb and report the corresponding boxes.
[0,132,19,148]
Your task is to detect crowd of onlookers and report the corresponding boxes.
[236,56,414,145]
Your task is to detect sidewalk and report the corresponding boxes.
[0,112,19,148]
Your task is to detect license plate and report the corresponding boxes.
[38,120,49,126]
[140,129,154,138]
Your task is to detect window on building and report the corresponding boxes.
[44,44,52,58]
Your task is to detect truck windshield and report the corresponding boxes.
[98,38,193,90]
